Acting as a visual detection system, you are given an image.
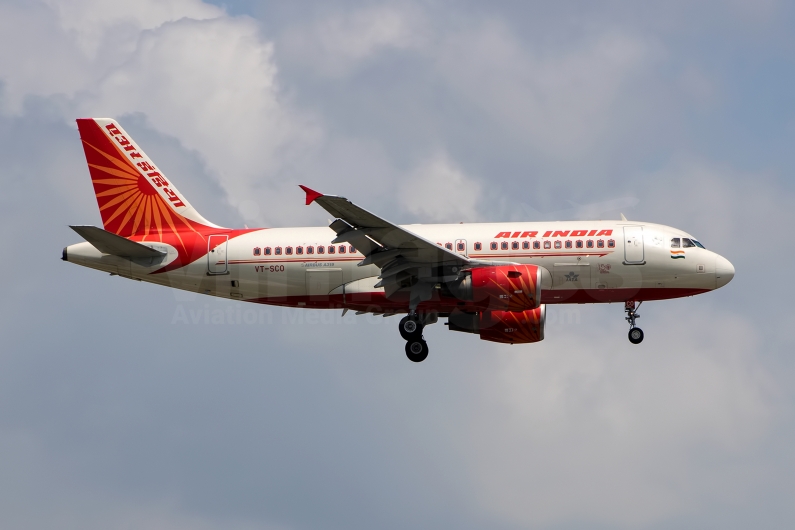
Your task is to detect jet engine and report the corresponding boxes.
[447,306,546,344]
[451,264,542,311]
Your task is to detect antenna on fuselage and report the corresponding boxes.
[620,213,628,221]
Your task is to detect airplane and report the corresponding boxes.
[62,118,735,362]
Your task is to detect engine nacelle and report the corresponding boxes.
[447,306,546,344]
[455,264,542,311]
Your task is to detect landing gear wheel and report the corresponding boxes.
[624,301,644,345]
[405,339,429,362]
[399,315,423,341]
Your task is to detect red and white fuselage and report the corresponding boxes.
[65,220,732,310]
[63,118,734,357]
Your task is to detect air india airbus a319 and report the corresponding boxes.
[63,119,735,362]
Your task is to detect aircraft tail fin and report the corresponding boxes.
[75,118,221,239]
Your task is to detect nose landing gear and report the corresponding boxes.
[400,313,429,362]
[625,301,644,344]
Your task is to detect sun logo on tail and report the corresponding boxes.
[77,119,211,247]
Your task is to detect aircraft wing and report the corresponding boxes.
[300,185,472,308]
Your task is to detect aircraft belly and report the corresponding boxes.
[541,287,711,304]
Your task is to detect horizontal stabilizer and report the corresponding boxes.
[69,225,166,258]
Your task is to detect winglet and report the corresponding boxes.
[299,185,323,205]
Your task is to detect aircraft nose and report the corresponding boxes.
[715,255,735,288]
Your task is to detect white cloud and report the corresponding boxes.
[83,15,321,225]
[0,3,91,111]
[42,0,223,58]
[0,0,223,112]
[280,6,427,77]
[432,22,657,158]
[0,1,321,227]
[398,153,482,223]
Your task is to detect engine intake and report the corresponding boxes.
[448,306,546,344]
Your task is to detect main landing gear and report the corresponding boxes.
[400,313,429,362]
[625,301,644,344]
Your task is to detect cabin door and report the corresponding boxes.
[208,235,228,274]
[623,226,645,264]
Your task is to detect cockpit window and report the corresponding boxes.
[693,240,705,249]
[670,238,680,248]
[682,238,696,248]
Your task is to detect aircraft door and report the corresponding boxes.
[208,235,228,274]
[455,239,468,257]
[623,226,645,264]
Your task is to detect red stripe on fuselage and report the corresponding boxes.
[242,287,711,313]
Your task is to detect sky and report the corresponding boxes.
[1,1,794,528]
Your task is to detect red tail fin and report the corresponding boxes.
[76,118,220,239]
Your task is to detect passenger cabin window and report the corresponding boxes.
[576,240,583,248]
[264,247,272,255]
[457,242,465,252]
[533,241,541,250]
[597,240,604,248]
[501,242,509,250]
[474,242,482,251]
[317,246,325,254]
[296,246,303,255]
[586,240,594,248]
[554,241,562,249]
[565,240,572,249]
[275,247,282,255]
[608,239,615,248]
[543,241,551,249]
[307,246,314,254]
[445,242,453,250]
[682,238,696,248]
[328,245,335,254]
[349,246,355,253]
[512,241,519,250]
[671,238,681,248]
[522,241,530,250]
[253,247,261,256]
[285,246,293,255]
[339,245,346,253]
[490,242,498,250]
